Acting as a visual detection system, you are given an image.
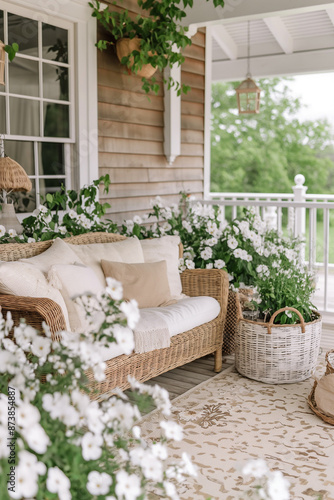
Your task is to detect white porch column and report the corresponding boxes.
[164,65,181,165]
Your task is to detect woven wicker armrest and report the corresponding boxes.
[0,294,66,341]
[180,269,229,323]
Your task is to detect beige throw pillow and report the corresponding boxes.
[65,237,145,286]
[19,238,84,274]
[140,236,184,300]
[48,263,106,332]
[0,261,70,330]
[101,259,172,308]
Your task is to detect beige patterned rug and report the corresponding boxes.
[140,362,334,500]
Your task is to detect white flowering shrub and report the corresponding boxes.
[0,279,196,499]
[120,194,317,325]
[0,175,117,243]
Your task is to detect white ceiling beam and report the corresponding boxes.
[212,48,334,81]
[326,8,334,24]
[185,0,334,27]
[211,25,238,60]
[263,17,294,54]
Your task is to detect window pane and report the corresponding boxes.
[8,14,38,57]
[39,142,65,176]
[10,97,40,136]
[9,58,39,97]
[43,102,69,137]
[0,95,6,133]
[12,180,36,214]
[39,178,65,201]
[42,24,68,63]
[43,63,68,101]
[0,11,4,42]
[3,140,34,175]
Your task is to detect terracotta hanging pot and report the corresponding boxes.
[116,37,157,79]
[0,41,5,86]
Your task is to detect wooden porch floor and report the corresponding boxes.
[144,354,235,400]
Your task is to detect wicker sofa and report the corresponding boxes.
[0,232,229,396]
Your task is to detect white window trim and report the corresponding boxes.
[1,0,98,188]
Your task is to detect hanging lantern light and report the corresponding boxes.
[236,21,261,114]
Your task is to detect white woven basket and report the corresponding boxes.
[235,306,322,384]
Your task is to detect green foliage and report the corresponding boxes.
[0,175,117,243]
[89,0,224,95]
[211,78,334,194]
[4,42,19,61]
[121,194,317,325]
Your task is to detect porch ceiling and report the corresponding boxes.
[186,1,334,81]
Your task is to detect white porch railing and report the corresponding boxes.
[196,175,334,315]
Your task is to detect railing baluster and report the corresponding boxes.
[308,207,316,271]
[323,208,329,311]
[232,198,237,220]
[277,200,282,233]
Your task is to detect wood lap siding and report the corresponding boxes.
[97,1,206,224]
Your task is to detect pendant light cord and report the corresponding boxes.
[247,20,251,78]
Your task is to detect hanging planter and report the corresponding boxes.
[116,37,157,79]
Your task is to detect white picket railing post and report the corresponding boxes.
[292,174,307,240]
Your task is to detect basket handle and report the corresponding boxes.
[267,307,305,334]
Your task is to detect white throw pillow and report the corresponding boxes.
[65,237,145,286]
[19,238,84,274]
[140,236,184,300]
[48,263,106,332]
[0,261,70,330]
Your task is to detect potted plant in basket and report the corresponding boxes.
[89,0,225,95]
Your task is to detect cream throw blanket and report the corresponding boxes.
[134,310,170,353]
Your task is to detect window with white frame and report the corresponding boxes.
[0,7,74,213]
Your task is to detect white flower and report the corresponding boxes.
[31,336,52,358]
[242,458,269,478]
[182,220,192,232]
[200,247,212,260]
[67,209,77,219]
[163,481,180,500]
[47,467,71,497]
[142,453,164,481]
[120,299,140,329]
[82,432,103,460]
[206,263,213,269]
[0,225,6,236]
[227,236,238,250]
[214,259,225,269]
[22,423,50,454]
[151,442,168,460]
[133,215,142,224]
[8,229,17,237]
[105,277,123,301]
[185,259,195,269]
[160,420,183,441]
[267,470,290,500]
[27,237,36,243]
[181,452,197,477]
[18,450,46,476]
[87,471,112,495]
[113,324,135,355]
[9,463,39,499]
[0,426,9,458]
[17,403,40,429]
[115,470,141,500]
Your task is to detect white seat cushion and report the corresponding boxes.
[100,296,220,361]
[141,296,220,337]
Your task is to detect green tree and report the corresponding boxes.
[211,78,334,194]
